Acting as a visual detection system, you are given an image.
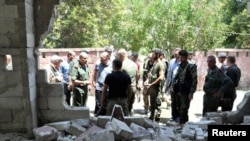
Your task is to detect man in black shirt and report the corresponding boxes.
[101,59,132,116]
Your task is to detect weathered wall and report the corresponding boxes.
[0,0,34,135]
[0,0,75,138]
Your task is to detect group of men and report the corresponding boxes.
[45,47,241,126]
[142,48,241,125]
[46,50,91,107]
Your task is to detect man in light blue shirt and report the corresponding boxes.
[60,51,76,105]
[165,48,181,123]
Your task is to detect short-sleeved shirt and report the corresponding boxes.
[94,60,111,90]
[105,71,131,99]
[149,61,165,87]
[121,59,138,87]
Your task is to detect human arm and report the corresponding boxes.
[101,84,108,107]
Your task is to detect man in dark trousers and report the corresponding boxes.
[101,59,132,116]
[170,50,197,124]
[144,48,165,122]
[203,55,233,116]
[222,56,241,111]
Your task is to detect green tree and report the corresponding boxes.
[221,0,250,48]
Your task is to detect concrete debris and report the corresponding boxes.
[31,92,250,141]
[33,125,58,141]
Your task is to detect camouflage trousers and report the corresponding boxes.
[176,92,191,124]
[148,86,162,122]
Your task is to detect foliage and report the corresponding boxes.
[221,0,250,48]
[42,0,250,55]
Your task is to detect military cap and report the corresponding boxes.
[152,48,162,54]
[218,52,227,58]
[81,49,89,54]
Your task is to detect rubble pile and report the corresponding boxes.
[33,93,250,141]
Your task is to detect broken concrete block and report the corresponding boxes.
[97,116,111,128]
[195,128,205,141]
[33,125,58,141]
[111,104,125,121]
[71,118,90,128]
[105,121,122,141]
[227,111,244,124]
[110,118,133,139]
[210,117,222,125]
[243,115,250,123]
[90,116,97,125]
[45,121,71,131]
[158,126,175,140]
[130,123,152,140]
[144,118,159,129]
[181,124,195,139]
[124,116,145,126]
[85,129,115,141]
[75,125,104,141]
[65,121,86,136]
[189,120,215,130]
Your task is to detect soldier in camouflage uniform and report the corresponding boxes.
[71,52,91,106]
[144,48,165,122]
[171,50,197,124]
[203,55,233,116]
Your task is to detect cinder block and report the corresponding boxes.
[189,120,215,130]
[71,118,90,128]
[45,121,71,131]
[130,123,152,140]
[65,121,86,136]
[243,115,250,123]
[210,117,222,125]
[86,129,115,141]
[181,124,196,139]
[0,110,11,122]
[97,116,111,128]
[110,118,133,139]
[33,125,58,141]
[124,116,144,126]
[75,125,104,141]
[159,126,175,140]
[0,97,23,110]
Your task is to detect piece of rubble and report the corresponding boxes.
[97,116,111,128]
[243,115,250,123]
[158,126,175,140]
[194,127,205,141]
[181,124,196,139]
[130,122,152,140]
[71,118,89,128]
[124,116,145,126]
[75,125,104,141]
[111,104,125,121]
[110,118,133,139]
[45,121,71,131]
[144,118,159,129]
[85,129,115,141]
[210,117,222,125]
[33,125,58,141]
[65,121,86,136]
[188,120,215,130]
